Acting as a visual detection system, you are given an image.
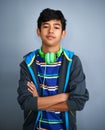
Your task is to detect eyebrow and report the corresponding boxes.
[54,23,61,26]
[42,22,61,26]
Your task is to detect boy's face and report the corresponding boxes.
[37,20,66,48]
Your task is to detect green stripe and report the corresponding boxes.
[39,119,63,124]
[23,110,32,124]
[38,72,58,77]
[38,74,59,78]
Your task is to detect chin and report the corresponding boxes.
[44,42,55,47]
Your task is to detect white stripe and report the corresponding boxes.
[36,62,61,67]
[42,87,58,91]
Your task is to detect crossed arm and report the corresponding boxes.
[27,81,69,112]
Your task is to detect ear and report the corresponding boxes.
[37,28,41,36]
[61,30,66,39]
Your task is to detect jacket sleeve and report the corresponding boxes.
[66,55,89,111]
[17,61,38,111]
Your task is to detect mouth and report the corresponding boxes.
[46,35,55,40]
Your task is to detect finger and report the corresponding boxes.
[28,85,36,92]
[30,82,38,92]
[27,81,38,94]
[27,84,34,92]
[30,81,36,89]
[27,81,36,89]
[28,86,34,92]
[28,88,33,94]
[27,81,31,87]
[28,87,38,97]
[27,82,34,89]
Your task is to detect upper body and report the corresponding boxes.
[17,8,89,130]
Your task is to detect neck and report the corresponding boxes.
[41,45,61,53]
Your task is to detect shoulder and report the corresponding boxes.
[71,54,84,73]
[72,55,82,66]
[24,49,39,60]
[20,49,39,66]
[63,48,74,60]
[63,48,81,64]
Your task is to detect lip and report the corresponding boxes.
[46,35,55,39]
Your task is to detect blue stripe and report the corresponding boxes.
[63,61,71,130]
[63,61,72,93]
[65,112,69,130]
[40,122,64,130]
[34,111,42,130]
[37,64,61,74]
[39,77,59,86]
[63,50,74,130]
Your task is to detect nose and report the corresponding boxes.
[49,26,54,33]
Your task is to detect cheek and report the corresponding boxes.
[56,33,62,39]
[41,31,48,36]
[56,30,62,36]
[39,32,45,38]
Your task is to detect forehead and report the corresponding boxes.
[42,20,62,26]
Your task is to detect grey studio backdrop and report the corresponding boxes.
[0,0,105,130]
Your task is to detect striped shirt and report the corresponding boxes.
[35,53,65,130]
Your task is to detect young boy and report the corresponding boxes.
[17,8,89,130]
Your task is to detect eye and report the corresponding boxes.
[54,26,60,29]
[43,25,49,28]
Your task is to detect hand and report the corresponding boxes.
[65,93,70,99]
[61,93,70,102]
[40,128,47,130]
[27,81,39,97]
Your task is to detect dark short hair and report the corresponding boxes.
[37,8,66,31]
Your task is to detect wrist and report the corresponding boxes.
[60,93,69,102]
[56,93,67,102]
